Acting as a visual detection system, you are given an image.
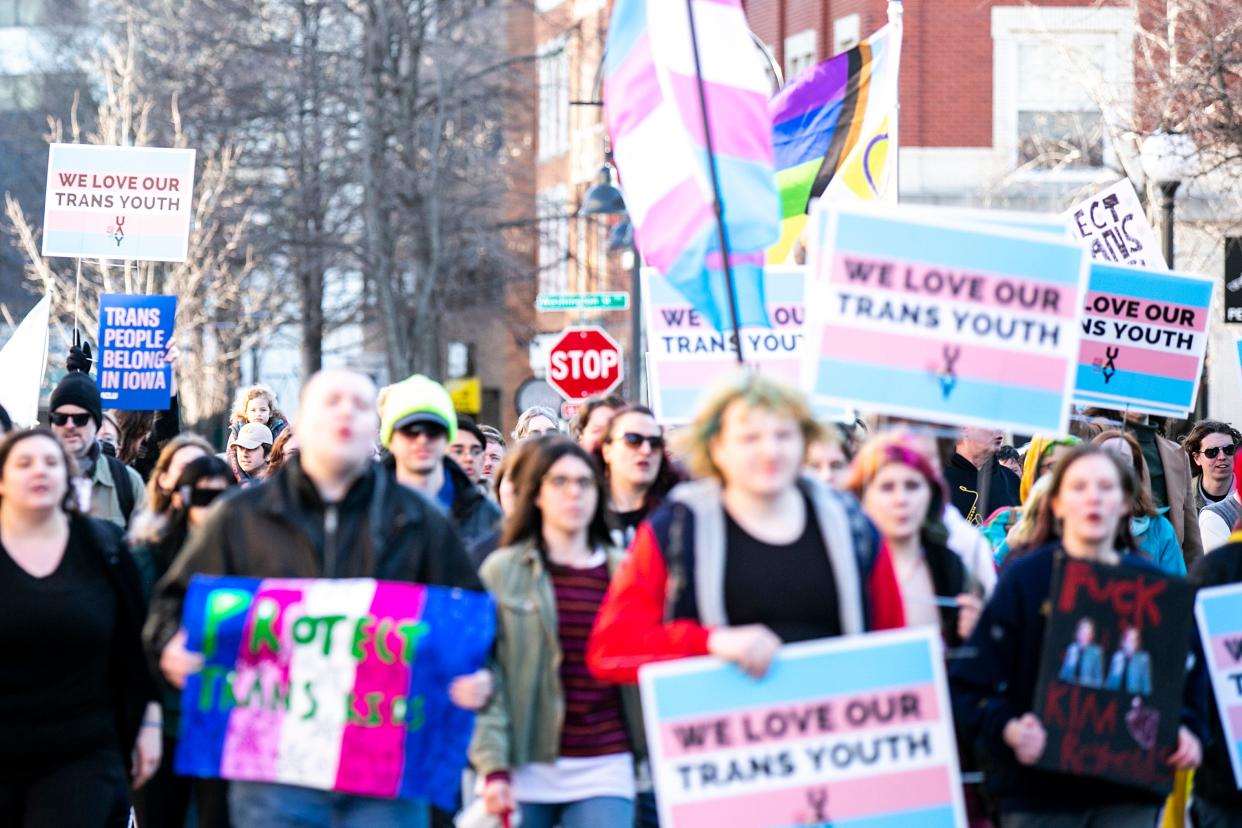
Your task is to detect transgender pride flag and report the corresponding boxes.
[605,0,781,331]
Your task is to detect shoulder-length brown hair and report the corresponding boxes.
[499,436,613,551]
[1092,429,1156,518]
[148,434,215,514]
[1020,444,1137,553]
[0,427,81,514]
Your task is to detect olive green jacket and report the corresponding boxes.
[468,540,646,777]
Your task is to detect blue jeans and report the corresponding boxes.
[229,782,429,828]
[518,796,633,828]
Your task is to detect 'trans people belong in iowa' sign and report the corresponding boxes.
[96,294,177,410]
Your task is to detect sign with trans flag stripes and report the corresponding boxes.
[803,204,1089,434]
[638,627,967,828]
[1074,262,1213,418]
[174,576,494,810]
[1195,583,1242,790]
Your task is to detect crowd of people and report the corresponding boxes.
[0,347,1240,828]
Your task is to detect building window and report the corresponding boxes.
[537,36,569,160]
[537,185,569,294]
[0,0,46,27]
[993,6,1134,178]
[833,14,861,55]
[784,30,817,81]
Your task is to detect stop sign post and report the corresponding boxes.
[546,326,624,402]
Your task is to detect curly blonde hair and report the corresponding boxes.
[229,383,284,426]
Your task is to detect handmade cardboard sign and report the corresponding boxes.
[1194,582,1242,790]
[175,576,495,810]
[639,627,967,827]
[1064,179,1165,270]
[1033,557,1195,793]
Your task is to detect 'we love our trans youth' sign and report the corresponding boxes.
[175,577,494,810]
[639,628,967,828]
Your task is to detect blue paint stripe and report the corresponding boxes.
[1073,393,1186,418]
[816,361,1066,432]
[52,145,194,176]
[1090,263,1213,307]
[657,386,718,422]
[44,230,188,260]
[650,639,933,719]
[603,0,647,77]
[778,805,958,828]
[834,210,1086,286]
[1199,592,1242,636]
[1075,365,1195,410]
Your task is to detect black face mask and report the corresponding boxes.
[188,488,225,508]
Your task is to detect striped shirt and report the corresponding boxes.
[547,557,631,758]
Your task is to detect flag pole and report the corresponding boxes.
[887,0,904,202]
[684,0,746,366]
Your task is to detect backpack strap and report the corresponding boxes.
[106,455,136,525]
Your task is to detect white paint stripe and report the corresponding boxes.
[612,102,705,223]
[648,1,770,95]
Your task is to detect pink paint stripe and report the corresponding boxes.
[657,358,800,387]
[45,209,189,235]
[649,303,803,332]
[1228,705,1242,737]
[820,327,1068,392]
[667,73,773,163]
[334,582,426,798]
[1079,340,1201,381]
[221,582,306,781]
[1211,636,1242,670]
[1083,293,1206,332]
[829,255,1076,319]
[658,684,940,760]
[635,182,713,271]
[670,765,955,825]
[604,35,661,139]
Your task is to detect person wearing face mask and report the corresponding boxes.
[847,432,983,643]
[0,428,159,827]
[1094,430,1185,575]
[587,374,901,686]
[949,445,1206,826]
[1182,421,1241,512]
[129,455,236,828]
[596,404,683,547]
[471,438,643,828]
[146,369,489,828]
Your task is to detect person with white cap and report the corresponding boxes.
[228,421,274,486]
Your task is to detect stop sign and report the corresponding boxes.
[546,326,624,401]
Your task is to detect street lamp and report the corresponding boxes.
[578,159,645,403]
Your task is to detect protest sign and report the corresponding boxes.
[1034,557,1194,794]
[1073,262,1212,418]
[802,204,1089,434]
[42,143,197,261]
[175,576,495,809]
[643,266,849,424]
[1225,237,1242,324]
[0,294,50,426]
[1064,179,1166,270]
[639,627,967,828]
[1194,582,1242,790]
[97,294,177,410]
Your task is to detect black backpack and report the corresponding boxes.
[105,454,137,526]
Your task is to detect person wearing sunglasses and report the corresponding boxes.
[129,455,236,828]
[1182,420,1242,514]
[596,404,682,548]
[471,437,642,828]
[381,375,500,549]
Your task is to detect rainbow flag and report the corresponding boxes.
[605,0,780,330]
[769,22,901,263]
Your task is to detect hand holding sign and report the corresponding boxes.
[1004,713,1048,765]
[708,624,782,679]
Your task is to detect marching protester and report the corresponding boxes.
[944,426,1021,526]
[512,406,560,442]
[1094,429,1186,575]
[380,375,501,548]
[471,437,642,828]
[1182,420,1240,512]
[595,403,682,545]
[130,455,236,828]
[0,428,159,827]
[996,444,1023,476]
[48,362,148,529]
[227,382,289,444]
[571,394,625,453]
[984,435,1079,565]
[479,425,506,482]
[98,411,121,455]
[228,421,273,486]
[266,428,299,477]
[0,403,11,436]
[468,437,542,568]
[1186,452,1242,825]
[113,410,157,469]
[448,415,487,484]
[847,431,981,642]
[950,444,1205,825]
[804,423,853,490]
[146,369,490,828]
[588,374,899,685]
